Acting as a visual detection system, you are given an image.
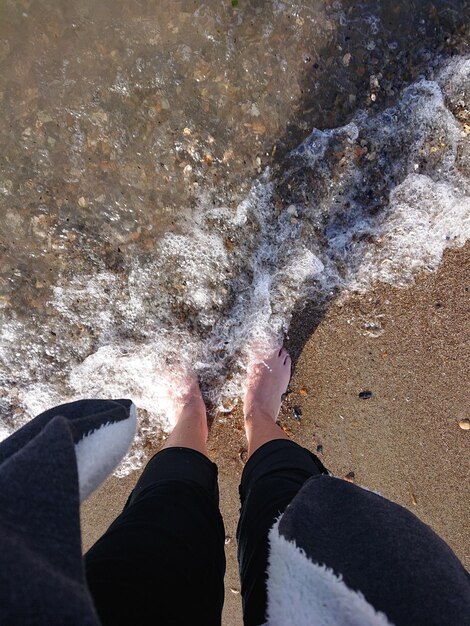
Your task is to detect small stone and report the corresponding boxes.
[183,164,192,176]
[37,111,53,124]
[299,387,308,396]
[358,390,373,400]
[287,205,298,217]
[221,396,236,412]
[292,406,302,421]
[230,588,240,595]
[458,418,470,430]
[344,471,355,482]
[0,179,12,194]
[245,122,266,135]
[225,536,232,545]
[183,127,192,136]
[224,238,235,252]
[342,52,352,67]
[78,196,88,208]
[316,444,323,454]
[0,39,10,63]
[90,110,108,124]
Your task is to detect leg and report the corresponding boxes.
[237,348,328,626]
[85,377,225,626]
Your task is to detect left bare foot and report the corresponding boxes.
[169,374,207,432]
[160,372,209,454]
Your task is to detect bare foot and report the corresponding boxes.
[244,347,291,425]
[161,374,209,455]
[168,374,207,429]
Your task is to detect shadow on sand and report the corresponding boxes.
[266,0,469,366]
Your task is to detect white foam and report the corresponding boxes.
[0,424,10,443]
[354,174,470,288]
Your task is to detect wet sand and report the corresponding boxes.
[81,242,470,625]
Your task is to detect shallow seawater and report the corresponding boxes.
[1,0,469,473]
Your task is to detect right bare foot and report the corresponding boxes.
[243,347,291,425]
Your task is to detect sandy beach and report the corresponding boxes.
[81,241,470,626]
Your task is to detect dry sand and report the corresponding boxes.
[81,242,470,626]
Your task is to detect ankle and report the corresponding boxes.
[244,395,279,420]
[177,395,206,419]
[244,419,289,458]
[244,408,277,431]
[178,409,207,428]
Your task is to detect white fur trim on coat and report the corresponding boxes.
[264,517,394,626]
[75,403,137,502]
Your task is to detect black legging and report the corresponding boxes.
[84,439,325,626]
